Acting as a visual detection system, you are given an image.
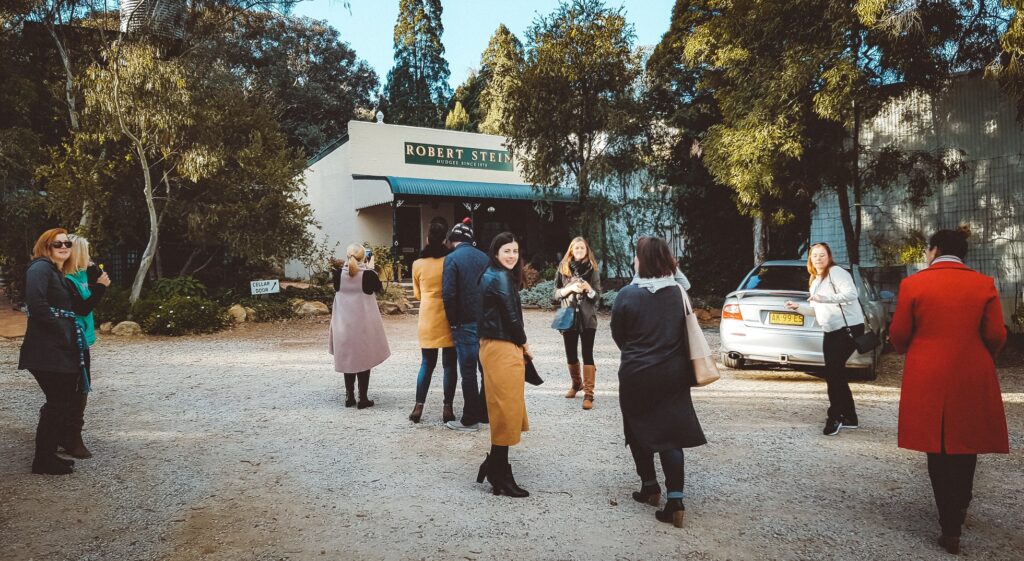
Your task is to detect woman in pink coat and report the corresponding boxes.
[329,244,391,409]
[889,226,1008,555]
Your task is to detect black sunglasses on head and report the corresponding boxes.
[50,241,73,249]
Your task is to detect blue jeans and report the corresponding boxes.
[451,323,487,425]
[415,347,457,405]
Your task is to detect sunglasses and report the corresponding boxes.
[50,241,73,249]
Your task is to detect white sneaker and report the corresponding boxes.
[445,420,480,432]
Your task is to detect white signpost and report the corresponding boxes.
[250,279,280,296]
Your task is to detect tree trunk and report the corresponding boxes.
[128,141,159,307]
[44,18,94,230]
[753,213,767,265]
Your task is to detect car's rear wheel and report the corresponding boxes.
[721,353,745,369]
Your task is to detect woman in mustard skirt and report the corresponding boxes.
[475,231,531,498]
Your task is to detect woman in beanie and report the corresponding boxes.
[889,226,1008,555]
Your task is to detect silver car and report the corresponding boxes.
[718,260,888,379]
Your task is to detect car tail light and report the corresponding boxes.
[722,304,742,320]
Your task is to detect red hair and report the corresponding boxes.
[31,228,68,260]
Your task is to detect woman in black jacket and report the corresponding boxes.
[18,228,102,475]
[610,237,707,527]
[475,232,532,498]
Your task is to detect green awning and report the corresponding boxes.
[352,174,575,203]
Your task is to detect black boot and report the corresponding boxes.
[34,404,73,475]
[632,483,661,507]
[356,371,374,409]
[344,374,356,407]
[487,461,529,498]
[477,454,490,483]
[655,498,685,527]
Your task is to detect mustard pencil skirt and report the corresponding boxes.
[480,338,529,446]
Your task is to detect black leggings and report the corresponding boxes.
[630,444,685,498]
[29,369,78,461]
[562,328,596,365]
[822,324,861,421]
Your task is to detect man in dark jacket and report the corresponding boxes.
[442,219,490,431]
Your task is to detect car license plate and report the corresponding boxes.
[768,312,804,326]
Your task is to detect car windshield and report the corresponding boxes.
[739,265,811,291]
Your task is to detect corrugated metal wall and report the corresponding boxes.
[810,76,1024,325]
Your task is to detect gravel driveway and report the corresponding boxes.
[2,310,1022,561]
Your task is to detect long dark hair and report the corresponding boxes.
[488,231,525,288]
[420,222,449,258]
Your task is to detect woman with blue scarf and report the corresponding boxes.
[61,235,109,459]
[610,237,706,528]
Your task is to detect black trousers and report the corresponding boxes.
[927,453,977,537]
[822,324,862,421]
[562,328,596,366]
[29,369,78,462]
[629,444,685,495]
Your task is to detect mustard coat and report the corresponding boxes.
[412,256,453,348]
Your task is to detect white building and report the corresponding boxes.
[285,120,575,279]
[810,75,1024,326]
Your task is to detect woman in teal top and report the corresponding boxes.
[62,235,110,459]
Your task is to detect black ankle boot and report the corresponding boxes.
[487,461,528,498]
[655,498,685,527]
[476,454,490,483]
[632,483,661,506]
[344,392,356,408]
[32,455,74,475]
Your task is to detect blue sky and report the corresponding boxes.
[293,0,676,91]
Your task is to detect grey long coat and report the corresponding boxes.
[18,257,83,374]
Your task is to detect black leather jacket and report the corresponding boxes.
[478,266,527,345]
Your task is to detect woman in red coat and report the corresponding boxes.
[889,226,1008,555]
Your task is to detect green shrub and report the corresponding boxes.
[282,284,334,306]
[540,266,558,281]
[140,295,229,336]
[151,276,208,299]
[600,289,618,310]
[94,285,132,325]
[244,299,296,322]
[519,280,556,309]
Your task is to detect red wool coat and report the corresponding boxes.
[889,261,1008,454]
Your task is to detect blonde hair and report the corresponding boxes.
[63,234,91,274]
[558,236,599,277]
[345,243,366,277]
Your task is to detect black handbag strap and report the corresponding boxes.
[825,272,871,333]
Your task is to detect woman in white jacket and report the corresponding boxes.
[786,243,865,436]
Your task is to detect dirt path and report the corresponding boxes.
[1,311,1022,561]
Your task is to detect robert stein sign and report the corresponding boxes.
[404,142,513,171]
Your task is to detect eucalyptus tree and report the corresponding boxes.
[383,0,451,126]
[503,0,642,210]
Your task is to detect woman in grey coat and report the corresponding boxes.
[610,237,706,528]
[553,237,602,409]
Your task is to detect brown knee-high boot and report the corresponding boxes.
[65,394,92,459]
[565,363,583,398]
[582,365,596,410]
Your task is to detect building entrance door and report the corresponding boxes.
[396,205,421,280]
